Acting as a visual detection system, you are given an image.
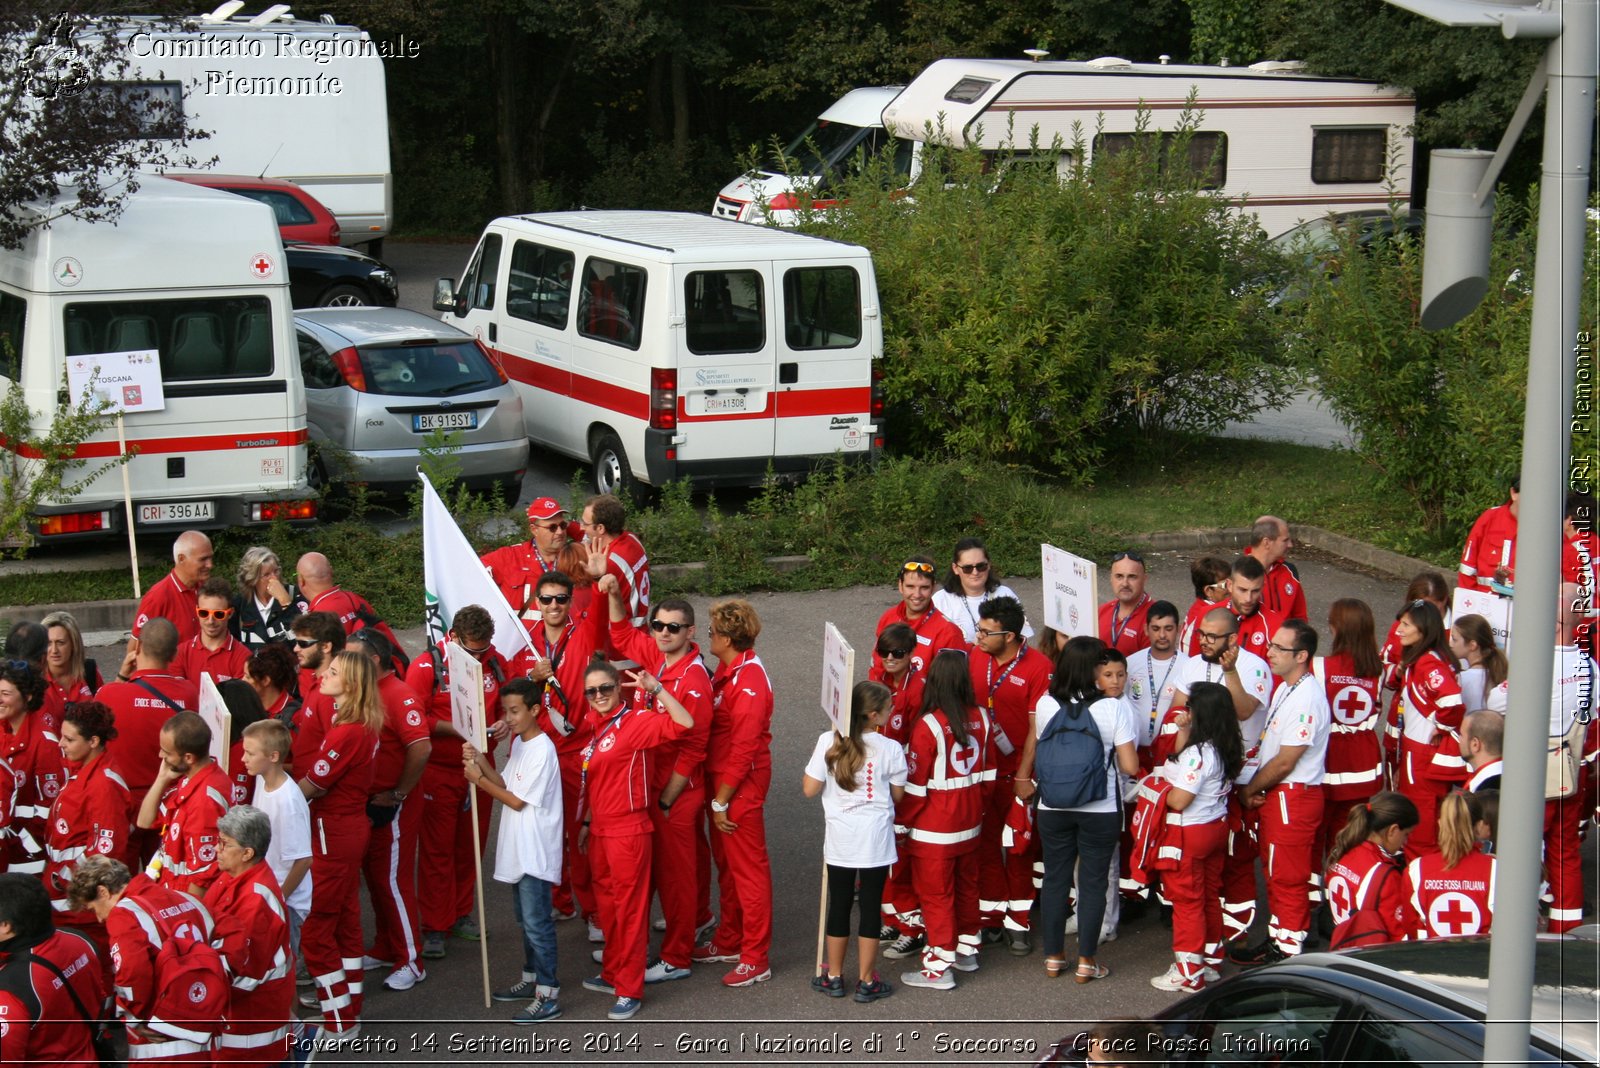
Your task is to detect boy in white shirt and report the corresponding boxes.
[465,677,564,1023]
[242,719,313,957]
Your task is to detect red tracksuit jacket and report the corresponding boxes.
[45,751,131,918]
[898,705,993,857]
[706,650,774,798]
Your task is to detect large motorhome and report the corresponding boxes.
[102,3,393,248]
[0,178,314,540]
[881,57,1416,236]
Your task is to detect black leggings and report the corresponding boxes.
[825,863,890,938]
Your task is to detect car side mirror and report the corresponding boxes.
[433,277,458,314]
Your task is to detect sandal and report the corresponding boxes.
[1045,956,1069,978]
[1074,961,1111,984]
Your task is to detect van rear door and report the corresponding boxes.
[674,264,776,465]
[773,259,875,460]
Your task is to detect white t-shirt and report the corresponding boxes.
[1254,674,1331,786]
[1126,648,1187,748]
[252,774,313,915]
[1166,741,1229,825]
[1175,648,1272,752]
[804,730,908,869]
[492,732,564,885]
[1486,645,1599,734]
[1457,664,1488,713]
[933,585,1035,645]
[1032,694,1136,814]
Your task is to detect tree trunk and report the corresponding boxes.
[648,53,670,143]
[671,50,690,155]
[488,15,524,213]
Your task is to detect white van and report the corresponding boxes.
[105,4,393,249]
[712,87,913,226]
[435,211,884,497]
[881,57,1416,237]
[0,178,314,540]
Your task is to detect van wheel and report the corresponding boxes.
[590,431,644,505]
[319,285,368,308]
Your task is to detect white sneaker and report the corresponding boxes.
[383,963,426,991]
[951,952,979,973]
[591,948,604,963]
[652,917,667,931]
[900,968,956,990]
[587,922,605,944]
[1101,927,1118,943]
[1204,966,1222,983]
[360,955,393,971]
[1150,965,1205,993]
[643,960,690,984]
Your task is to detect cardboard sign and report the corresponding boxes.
[66,350,166,413]
[197,672,232,774]
[1041,543,1099,638]
[447,642,487,748]
[821,622,855,734]
[1453,587,1513,655]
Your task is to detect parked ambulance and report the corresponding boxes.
[881,57,1416,237]
[0,178,315,540]
[436,211,884,499]
[712,86,912,226]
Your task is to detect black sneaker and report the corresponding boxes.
[882,933,924,960]
[810,973,845,998]
[1227,941,1289,967]
[980,926,1005,945]
[854,976,895,1003]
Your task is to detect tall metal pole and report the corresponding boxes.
[1483,2,1596,1065]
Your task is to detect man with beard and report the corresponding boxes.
[1187,556,1282,662]
[287,611,345,772]
[1098,551,1153,657]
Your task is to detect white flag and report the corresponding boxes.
[421,472,531,663]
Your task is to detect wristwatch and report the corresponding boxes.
[710,799,730,813]
[393,790,408,802]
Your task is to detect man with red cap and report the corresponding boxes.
[482,497,584,636]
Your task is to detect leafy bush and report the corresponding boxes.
[1287,190,1597,540]
[796,110,1292,479]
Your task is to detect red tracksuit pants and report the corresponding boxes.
[694,804,714,931]
[650,783,704,969]
[1398,741,1449,859]
[1258,784,1323,954]
[363,794,423,967]
[304,812,370,1034]
[908,843,979,977]
[417,763,481,933]
[590,828,652,999]
[883,853,922,935]
[551,755,597,921]
[706,777,772,970]
[1165,818,1227,979]
[1221,798,1259,944]
[978,776,1037,931]
[1546,794,1586,932]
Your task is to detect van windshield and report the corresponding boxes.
[775,119,873,175]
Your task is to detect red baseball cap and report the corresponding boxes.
[526,497,567,521]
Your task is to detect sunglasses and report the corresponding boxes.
[537,593,572,605]
[292,638,318,649]
[531,521,567,532]
[1111,550,1145,564]
[649,619,688,634]
[877,646,912,659]
[3,659,29,673]
[196,607,234,620]
[584,683,618,699]
[460,644,491,658]
[901,561,935,575]
[956,561,990,574]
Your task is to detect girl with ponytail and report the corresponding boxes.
[803,680,907,1002]
[1403,791,1497,939]
[1324,791,1418,948]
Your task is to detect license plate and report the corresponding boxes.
[139,501,215,524]
[413,411,478,431]
[702,394,748,413]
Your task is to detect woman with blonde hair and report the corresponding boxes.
[41,610,99,702]
[232,545,305,648]
[1403,791,1496,939]
[297,649,381,1043]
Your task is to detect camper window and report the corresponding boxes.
[782,267,860,350]
[64,296,273,381]
[1093,131,1227,189]
[577,259,645,351]
[83,81,184,138]
[686,270,764,355]
[0,291,25,376]
[944,77,996,105]
[1311,128,1388,184]
[507,240,575,329]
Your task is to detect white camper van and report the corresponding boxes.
[107,4,393,248]
[880,57,1416,236]
[712,86,912,226]
[0,178,314,540]
[436,211,884,498]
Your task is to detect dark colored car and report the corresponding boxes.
[285,243,398,309]
[1038,935,1596,1067]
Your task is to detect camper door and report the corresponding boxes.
[674,264,776,463]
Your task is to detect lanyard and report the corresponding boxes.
[1260,673,1307,752]
[984,649,1023,709]
[1111,594,1149,646]
[581,706,632,794]
[1145,653,1177,741]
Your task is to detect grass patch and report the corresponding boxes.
[0,436,1455,619]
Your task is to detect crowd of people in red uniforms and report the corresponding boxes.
[1,481,1597,1058]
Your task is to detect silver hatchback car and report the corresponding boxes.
[293,308,528,497]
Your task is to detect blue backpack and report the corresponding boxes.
[1034,697,1111,809]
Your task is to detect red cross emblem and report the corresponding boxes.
[1328,878,1353,921]
[250,253,274,279]
[1332,685,1375,726]
[1429,893,1481,936]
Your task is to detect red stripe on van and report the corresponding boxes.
[0,428,309,460]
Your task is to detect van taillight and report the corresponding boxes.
[650,367,677,430]
[251,500,319,522]
[476,339,509,384]
[38,511,109,536]
[870,361,885,420]
[331,347,369,392]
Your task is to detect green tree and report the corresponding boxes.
[1185,0,1265,65]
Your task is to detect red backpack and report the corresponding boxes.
[148,936,230,1040]
[1126,770,1182,884]
[1328,862,1401,950]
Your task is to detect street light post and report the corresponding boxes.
[1384,1,1595,1065]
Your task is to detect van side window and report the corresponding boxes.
[63,297,274,380]
[577,258,646,350]
[0,291,25,377]
[685,270,764,355]
[507,240,574,329]
[464,234,503,311]
[783,267,860,350]
[1311,128,1388,184]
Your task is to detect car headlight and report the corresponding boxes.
[369,268,396,290]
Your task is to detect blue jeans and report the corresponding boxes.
[511,875,559,988]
